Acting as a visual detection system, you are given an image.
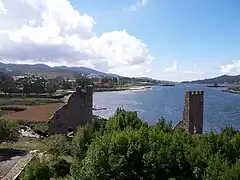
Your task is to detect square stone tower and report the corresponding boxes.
[48,85,93,135]
[184,91,204,134]
[175,91,204,134]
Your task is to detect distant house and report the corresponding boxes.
[93,81,105,88]
[94,81,104,85]
[12,75,27,81]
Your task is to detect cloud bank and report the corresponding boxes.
[0,0,152,77]
[221,60,240,75]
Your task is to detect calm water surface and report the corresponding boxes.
[93,84,240,132]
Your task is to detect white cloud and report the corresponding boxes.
[124,0,149,11]
[164,61,177,72]
[0,0,152,77]
[183,71,204,75]
[221,60,240,75]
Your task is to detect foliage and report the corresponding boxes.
[0,97,62,106]
[45,134,71,156]
[0,118,19,143]
[49,157,71,178]
[20,158,53,180]
[106,108,147,132]
[31,122,49,136]
[20,109,240,180]
[75,75,93,87]
[71,118,107,160]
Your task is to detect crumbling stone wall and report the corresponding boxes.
[48,86,93,135]
[175,91,204,134]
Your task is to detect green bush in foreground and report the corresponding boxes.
[21,109,240,180]
[20,158,53,180]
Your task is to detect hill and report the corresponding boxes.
[182,75,240,84]
[0,62,119,78]
[54,65,119,77]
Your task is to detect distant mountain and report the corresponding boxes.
[182,75,240,84]
[54,66,119,77]
[0,62,119,78]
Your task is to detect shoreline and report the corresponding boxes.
[222,89,240,94]
[94,86,152,92]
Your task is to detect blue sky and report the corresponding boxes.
[70,0,240,81]
[1,0,240,81]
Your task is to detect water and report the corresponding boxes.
[93,84,240,132]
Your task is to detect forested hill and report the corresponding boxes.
[182,75,240,84]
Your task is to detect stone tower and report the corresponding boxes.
[175,91,204,134]
[48,85,93,135]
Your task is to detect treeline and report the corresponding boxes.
[20,109,240,180]
[0,72,144,96]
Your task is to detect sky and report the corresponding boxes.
[0,0,240,82]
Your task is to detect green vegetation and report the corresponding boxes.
[0,118,19,143]
[30,123,49,136]
[20,109,240,180]
[0,97,62,106]
[0,136,47,151]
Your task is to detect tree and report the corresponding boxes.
[46,82,57,96]
[75,75,92,87]
[0,118,19,143]
[106,108,147,132]
[45,134,71,156]
[17,109,240,180]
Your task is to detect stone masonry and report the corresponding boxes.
[48,85,93,135]
[175,91,204,134]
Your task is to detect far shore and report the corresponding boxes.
[94,86,152,92]
[222,89,240,94]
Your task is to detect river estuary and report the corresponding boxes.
[93,84,240,132]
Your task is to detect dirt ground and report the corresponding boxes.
[5,103,64,123]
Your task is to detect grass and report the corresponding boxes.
[0,97,63,106]
[0,137,48,151]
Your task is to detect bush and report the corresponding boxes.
[106,108,147,132]
[49,157,71,178]
[0,118,19,143]
[22,109,240,180]
[71,117,107,160]
[31,123,49,136]
[45,134,71,156]
[20,158,53,180]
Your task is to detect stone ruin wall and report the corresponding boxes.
[175,90,204,134]
[48,86,93,135]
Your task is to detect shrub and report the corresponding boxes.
[71,118,107,161]
[20,109,240,180]
[49,157,71,178]
[31,123,49,136]
[0,118,19,143]
[106,108,147,132]
[20,158,53,180]
[45,134,71,156]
